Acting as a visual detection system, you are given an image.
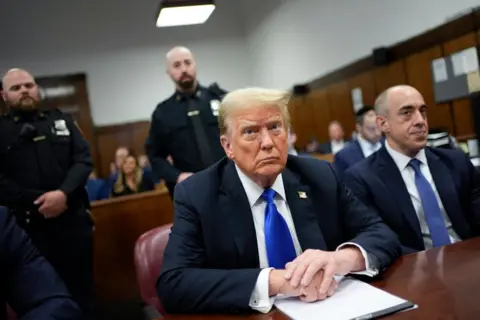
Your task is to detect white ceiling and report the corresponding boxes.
[0,0,284,59]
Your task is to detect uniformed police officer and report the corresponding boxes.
[0,68,94,318]
[146,46,227,194]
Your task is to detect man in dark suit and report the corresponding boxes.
[158,87,401,314]
[344,85,480,255]
[0,206,82,319]
[334,106,382,179]
[317,121,346,154]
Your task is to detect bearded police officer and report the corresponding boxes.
[146,47,227,194]
[0,68,94,318]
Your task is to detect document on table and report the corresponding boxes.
[274,278,415,320]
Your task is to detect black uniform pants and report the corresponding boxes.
[17,207,95,319]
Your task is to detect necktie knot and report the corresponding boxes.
[261,188,276,204]
[409,159,422,173]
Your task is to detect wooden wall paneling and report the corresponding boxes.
[130,122,150,156]
[288,96,301,145]
[288,96,299,132]
[373,60,408,94]
[326,81,356,139]
[443,32,477,137]
[346,71,376,107]
[290,95,317,147]
[309,89,331,143]
[404,46,454,133]
[309,9,478,90]
[96,130,132,177]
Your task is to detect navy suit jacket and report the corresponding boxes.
[344,146,480,254]
[158,156,401,314]
[0,207,82,320]
[334,140,365,179]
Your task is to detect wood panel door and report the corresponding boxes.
[405,46,454,133]
[443,32,478,138]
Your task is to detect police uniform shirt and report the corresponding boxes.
[0,109,92,215]
[147,84,226,184]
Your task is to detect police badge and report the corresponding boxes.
[210,100,221,116]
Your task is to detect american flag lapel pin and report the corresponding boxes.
[298,191,307,199]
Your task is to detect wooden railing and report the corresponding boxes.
[91,189,174,302]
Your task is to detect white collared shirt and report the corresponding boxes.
[384,141,461,248]
[288,147,298,156]
[331,140,345,154]
[357,135,382,158]
[234,165,376,313]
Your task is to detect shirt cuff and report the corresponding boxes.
[249,268,276,313]
[336,242,379,277]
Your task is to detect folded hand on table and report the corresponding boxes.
[282,247,365,301]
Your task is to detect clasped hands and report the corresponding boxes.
[34,190,67,218]
[269,247,364,302]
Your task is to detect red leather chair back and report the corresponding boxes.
[7,305,16,320]
[134,223,172,316]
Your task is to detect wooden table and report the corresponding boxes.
[163,238,480,319]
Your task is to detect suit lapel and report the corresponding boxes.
[426,149,465,235]
[219,161,259,267]
[376,148,424,244]
[353,140,366,159]
[282,168,327,251]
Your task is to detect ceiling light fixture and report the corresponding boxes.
[156,0,216,28]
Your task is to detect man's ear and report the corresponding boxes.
[376,116,389,133]
[1,90,6,102]
[220,135,234,160]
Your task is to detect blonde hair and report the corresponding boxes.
[113,158,143,194]
[219,87,292,135]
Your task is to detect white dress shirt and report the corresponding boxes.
[234,165,377,313]
[385,141,461,249]
[331,140,345,154]
[357,135,381,158]
[288,147,298,156]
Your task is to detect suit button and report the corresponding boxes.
[26,218,30,224]
[26,211,30,215]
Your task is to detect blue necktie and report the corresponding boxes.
[409,159,451,247]
[262,188,297,268]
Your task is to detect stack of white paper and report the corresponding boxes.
[274,278,414,320]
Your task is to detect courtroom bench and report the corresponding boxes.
[91,189,174,303]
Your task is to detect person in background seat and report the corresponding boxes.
[334,106,382,179]
[107,146,131,189]
[111,155,155,197]
[318,121,347,154]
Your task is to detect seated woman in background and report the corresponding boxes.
[111,155,155,197]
